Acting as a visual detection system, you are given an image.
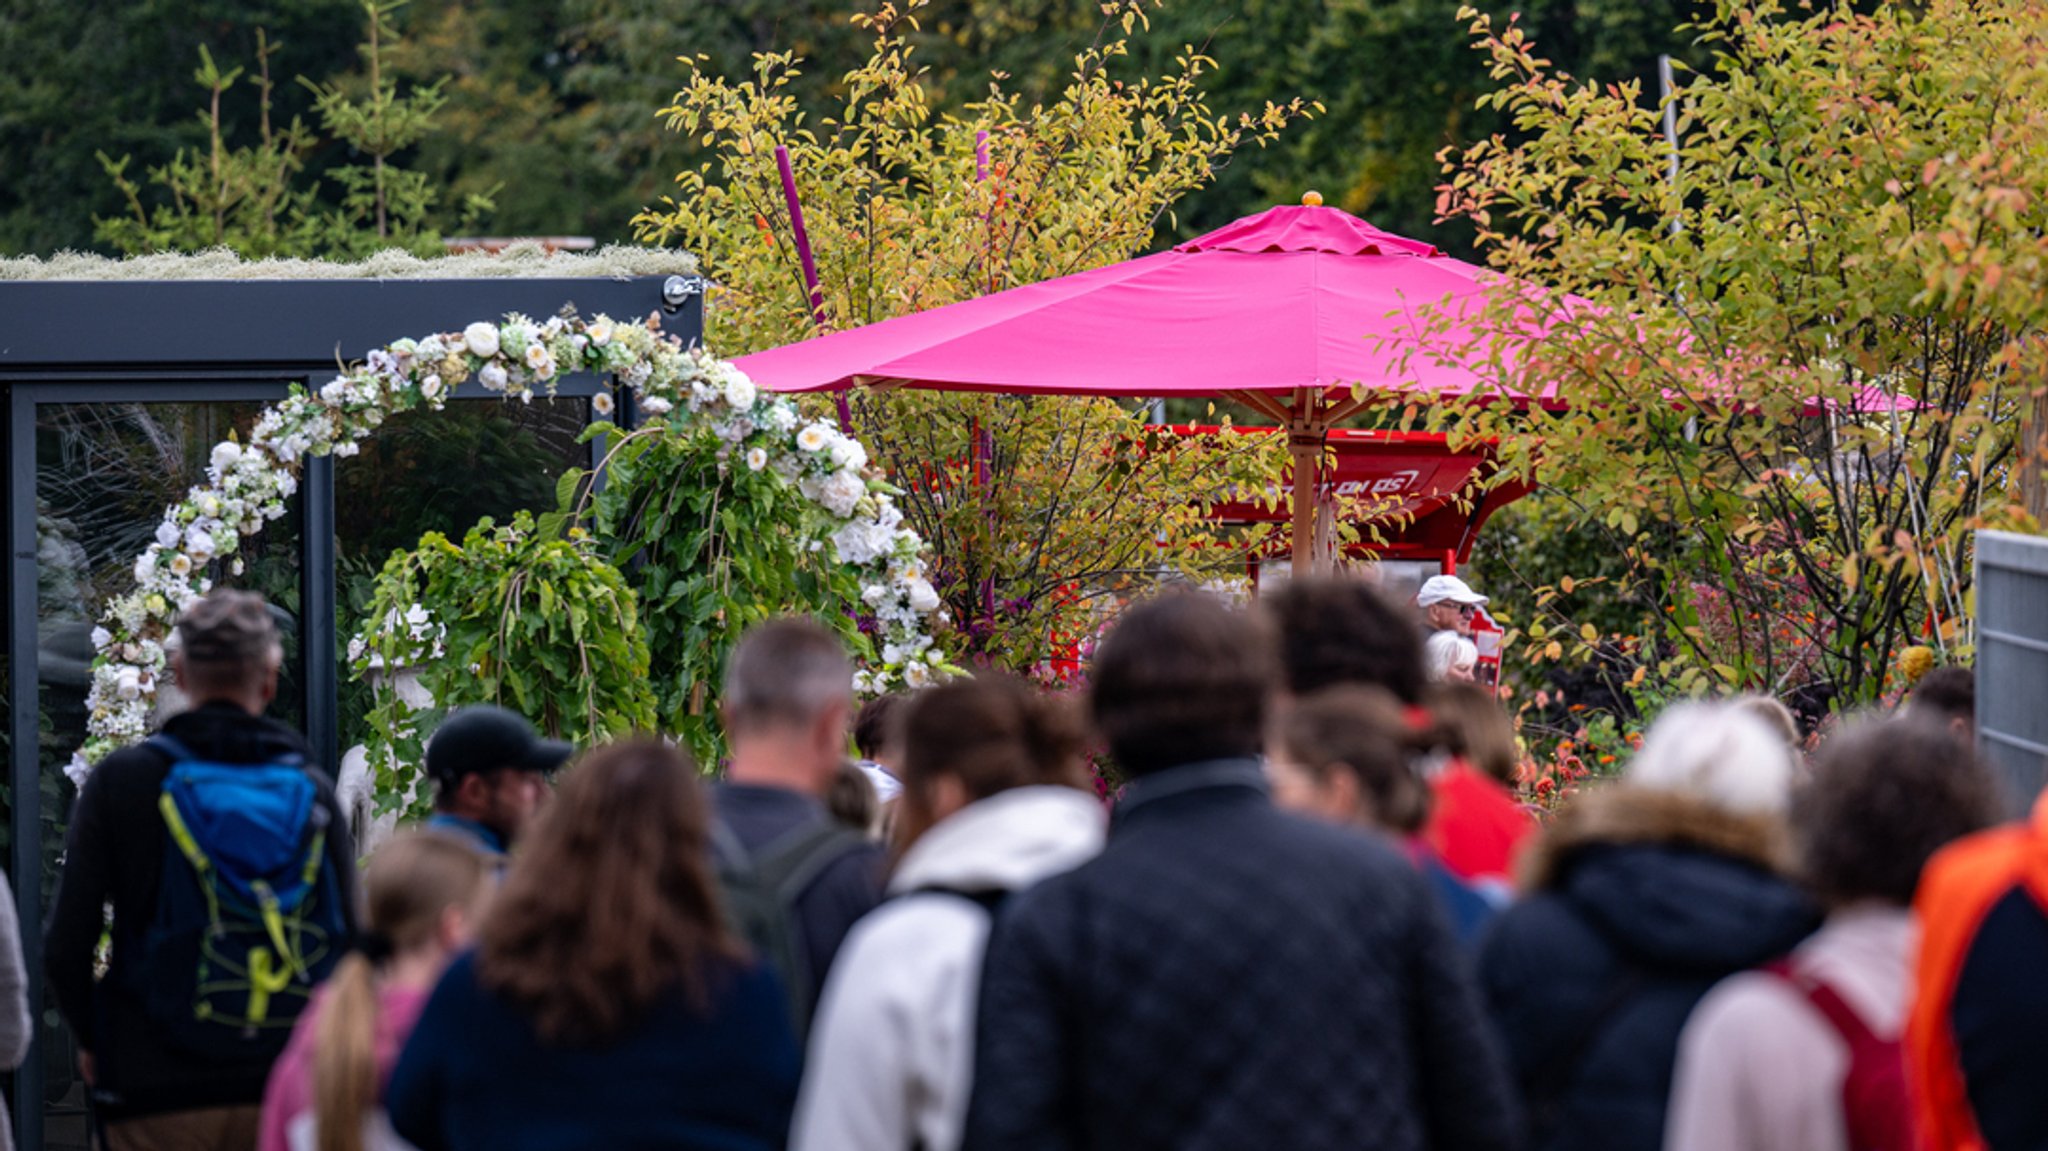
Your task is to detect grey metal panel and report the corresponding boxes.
[6,385,44,1151]
[0,276,699,369]
[1975,529,2048,810]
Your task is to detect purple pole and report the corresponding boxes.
[775,144,850,431]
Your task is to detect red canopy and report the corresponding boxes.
[1185,426,1534,564]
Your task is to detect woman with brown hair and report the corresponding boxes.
[790,675,1105,1151]
[1267,685,1500,945]
[258,830,492,1151]
[386,741,800,1151]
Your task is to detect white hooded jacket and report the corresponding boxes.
[790,785,1107,1151]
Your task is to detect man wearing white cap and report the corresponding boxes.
[1416,574,1488,638]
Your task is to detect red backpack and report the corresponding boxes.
[1762,959,1921,1151]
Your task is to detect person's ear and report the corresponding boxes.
[815,701,852,756]
[455,772,494,811]
[1324,766,1367,825]
[437,903,473,951]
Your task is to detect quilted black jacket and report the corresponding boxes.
[961,760,1520,1151]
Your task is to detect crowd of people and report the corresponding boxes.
[23,578,2048,1151]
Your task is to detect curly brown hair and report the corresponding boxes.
[477,740,743,1045]
[1794,717,2001,907]
[1263,578,1425,703]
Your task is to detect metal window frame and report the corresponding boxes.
[1,274,698,1151]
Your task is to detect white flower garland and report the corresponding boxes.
[75,311,948,784]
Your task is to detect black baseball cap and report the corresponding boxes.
[424,706,573,785]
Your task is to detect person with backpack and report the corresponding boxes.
[386,740,799,1151]
[962,593,1518,1151]
[46,589,359,1151]
[791,675,1105,1151]
[420,706,569,857]
[1665,717,1998,1151]
[1478,702,1819,1151]
[712,618,887,1031]
[257,830,494,1151]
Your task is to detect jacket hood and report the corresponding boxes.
[889,786,1107,896]
[162,701,315,766]
[1524,784,1818,971]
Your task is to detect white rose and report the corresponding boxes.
[133,553,156,584]
[817,471,866,517]
[198,495,221,517]
[155,520,181,549]
[185,527,216,558]
[796,423,833,453]
[588,320,613,346]
[746,447,769,472]
[114,667,143,701]
[90,626,112,649]
[904,662,933,688]
[906,577,941,613]
[420,374,445,402]
[829,437,868,471]
[169,553,194,576]
[463,321,501,358]
[525,344,556,378]
[882,642,905,665]
[592,391,616,417]
[210,442,243,471]
[641,396,674,416]
[479,363,509,391]
[723,373,757,411]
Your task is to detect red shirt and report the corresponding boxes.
[1424,760,1536,887]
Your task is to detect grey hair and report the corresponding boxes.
[1423,631,1479,683]
[722,617,854,732]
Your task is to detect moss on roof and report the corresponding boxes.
[0,243,697,282]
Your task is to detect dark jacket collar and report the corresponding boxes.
[1113,758,1268,828]
[160,700,312,766]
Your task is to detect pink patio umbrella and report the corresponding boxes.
[734,198,1545,572]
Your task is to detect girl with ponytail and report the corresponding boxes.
[259,831,491,1151]
[791,674,1108,1151]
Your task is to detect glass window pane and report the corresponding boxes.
[334,396,590,750]
[34,398,302,1150]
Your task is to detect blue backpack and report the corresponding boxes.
[136,734,349,1058]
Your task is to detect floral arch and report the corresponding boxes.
[75,310,945,781]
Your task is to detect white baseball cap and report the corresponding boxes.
[1415,574,1488,608]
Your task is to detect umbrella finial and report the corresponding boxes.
[1300,190,1325,207]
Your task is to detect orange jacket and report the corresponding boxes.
[1907,792,2048,1151]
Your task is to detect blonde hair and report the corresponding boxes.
[313,831,491,1151]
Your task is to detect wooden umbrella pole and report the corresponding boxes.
[1287,387,1326,576]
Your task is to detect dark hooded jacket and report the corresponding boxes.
[1477,786,1820,1151]
[45,703,359,1119]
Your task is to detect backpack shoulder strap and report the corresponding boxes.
[754,821,870,905]
[144,733,198,764]
[1763,958,1880,1047]
[904,886,1009,915]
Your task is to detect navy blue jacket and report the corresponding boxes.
[387,951,799,1151]
[962,760,1520,1151]
[712,783,887,1013]
[1478,787,1819,1151]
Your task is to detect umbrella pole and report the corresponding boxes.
[1287,390,1326,576]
